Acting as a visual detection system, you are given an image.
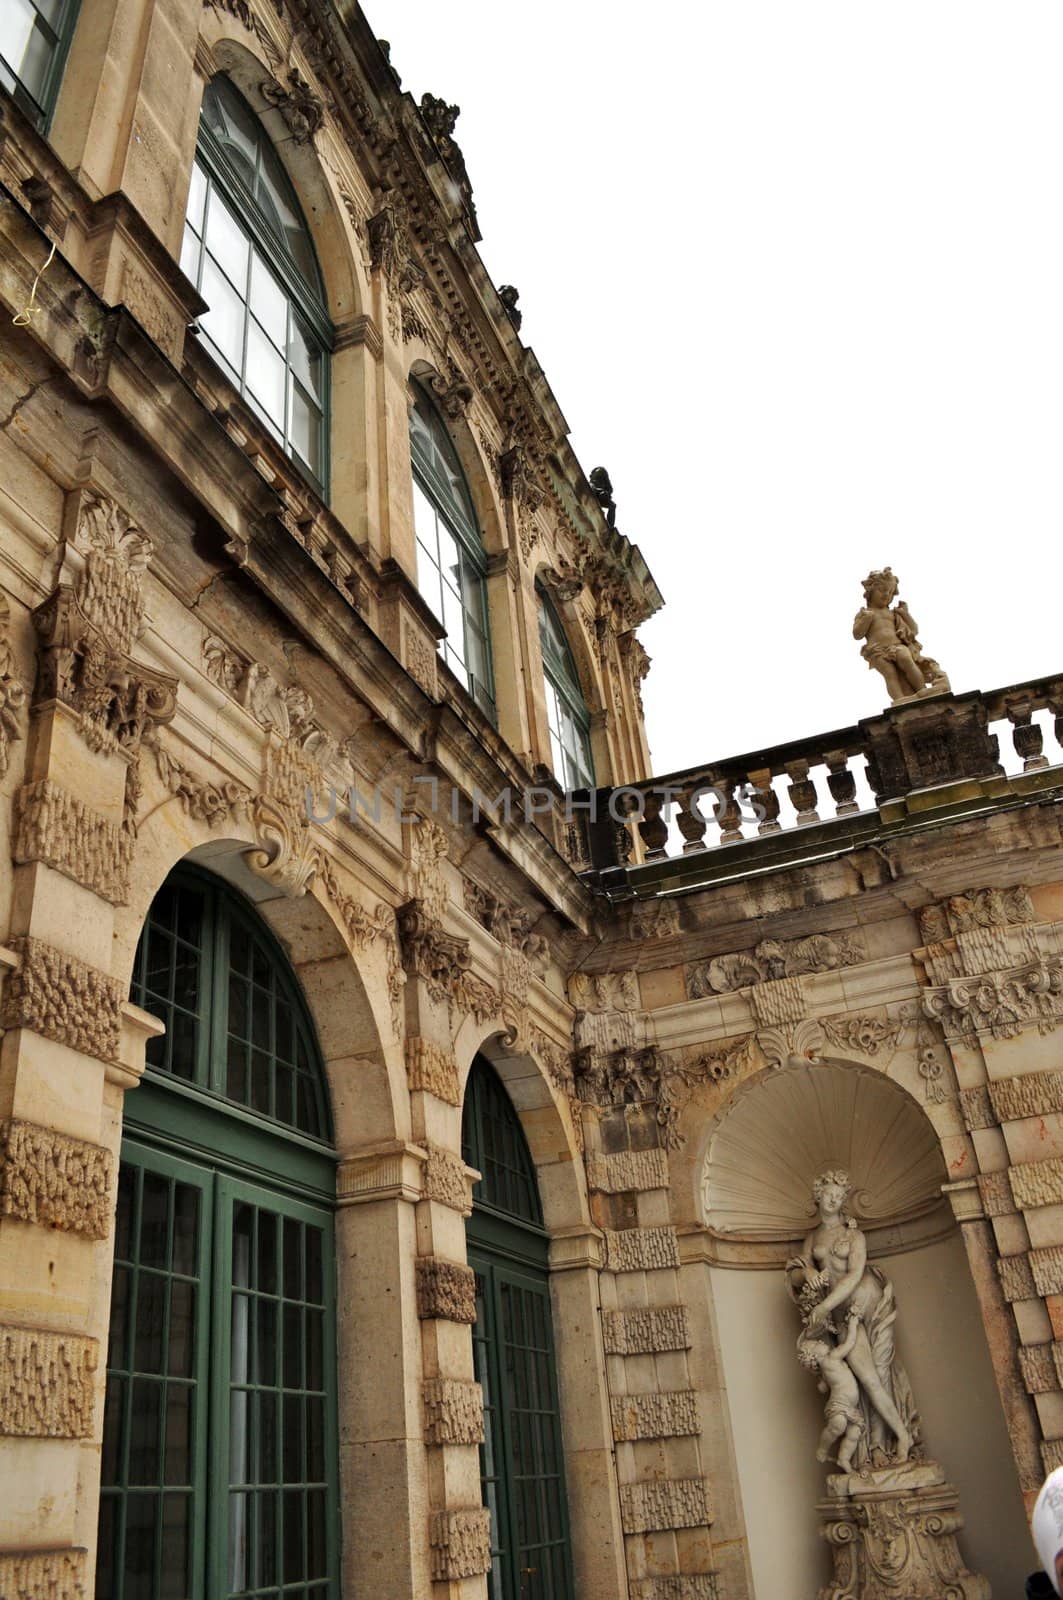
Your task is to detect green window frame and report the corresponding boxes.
[0,0,79,129]
[181,76,331,492]
[410,382,496,720]
[463,1058,575,1600]
[537,588,594,792]
[98,868,340,1600]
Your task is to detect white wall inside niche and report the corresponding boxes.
[711,1231,1031,1599]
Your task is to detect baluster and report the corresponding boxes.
[1052,694,1063,762]
[614,790,640,865]
[713,781,744,845]
[638,789,670,860]
[1007,698,1049,772]
[676,784,709,853]
[785,759,820,826]
[746,767,781,835]
[824,749,859,815]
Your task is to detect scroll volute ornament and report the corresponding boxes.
[31,492,176,754]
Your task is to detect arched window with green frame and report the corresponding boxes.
[409,381,496,720]
[96,866,341,1600]
[462,1056,575,1600]
[181,76,331,489]
[0,0,79,129]
[537,586,594,791]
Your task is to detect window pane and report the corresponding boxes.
[289,382,321,468]
[204,191,250,290]
[249,252,287,346]
[246,318,286,428]
[199,256,246,371]
[180,225,201,282]
[185,162,207,235]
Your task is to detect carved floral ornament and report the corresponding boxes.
[0,588,26,778]
[686,931,864,998]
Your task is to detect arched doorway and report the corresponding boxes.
[97,866,340,1600]
[462,1056,574,1600]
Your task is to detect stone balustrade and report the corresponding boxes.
[573,674,1063,884]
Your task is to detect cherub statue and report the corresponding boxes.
[853,568,950,704]
[797,1306,865,1471]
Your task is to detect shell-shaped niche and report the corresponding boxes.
[702,1059,947,1258]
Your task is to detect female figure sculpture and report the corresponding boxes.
[786,1170,919,1467]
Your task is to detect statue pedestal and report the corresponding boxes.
[817,1460,989,1600]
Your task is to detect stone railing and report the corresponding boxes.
[574,675,1063,886]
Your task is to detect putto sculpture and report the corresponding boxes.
[853,567,950,703]
[786,1169,920,1469]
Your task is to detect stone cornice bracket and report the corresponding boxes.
[397,899,470,1002]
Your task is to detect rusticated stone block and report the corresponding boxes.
[0,1119,112,1237]
[605,1226,680,1273]
[415,1257,476,1323]
[0,1547,86,1600]
[405,1038,460,1105]
[998,1253,1038,1303]
[0,1325,97,1437]
[1018,1343,1057,1394]
[422,1143,469,1210]
[423,1378,485,1445]
[750,975,805,1027]
[1043,1438,1063,1475]
[960,1086,997,1132]
[610,1390,700,1441]
[14,778,132,904]
[990,1070,1063,1124]
[619,1478,712,1535]
[586,1148,669,1194]
[602,1305,691,1355]
[1030,1246,1063,1298]
[428,1508,492,1579]
[630,1579,718,1600]
[1010,1157,1063,1211]
[977,1170,1014,1217]
[1,937,122,1061]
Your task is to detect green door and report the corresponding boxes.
[463,1058,575,1600]
[96,868,340,1600]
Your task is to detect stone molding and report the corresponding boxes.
[609,1390,700,1442]
[415,1257,476,1323]
[14,779,132,905]
[618,1478,712,1535]
[630,1579,718,1600]
[422,1378,485,1445]
[428,1508,492,1580]
[602,1305,691,1356]
[405,1038,460,1106]
[0,1119,112,1237]
[422,1143,471,1211]
[0,1548,87,1600]
[604,1226,680,1273]
[1,937,122,1061]
[586,1148,669,1194]
[989,1070,1063,1123]
[998,1253,1038,1303]
[0,1325,97,1437]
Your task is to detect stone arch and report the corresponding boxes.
[195,30,367,324]
[114,803,407,1155]
[453,1021,589,1234]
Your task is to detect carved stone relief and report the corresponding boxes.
[0,588,26,778]
[686,931,863,997]
[922,961,1063,1042]
[405,1038,460,1106]
[260,67,324,143]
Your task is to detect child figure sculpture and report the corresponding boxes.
[853,567,950,704]
[798,1307,865,1471]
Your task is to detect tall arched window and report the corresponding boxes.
[97,868,340,1600]
[537,588,594,791]
[409,382,495,719]
[181,77,331,488]
[0,0,79,128]
[462,1057,574,1600]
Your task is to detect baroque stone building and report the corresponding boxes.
[0,4,1060,1598]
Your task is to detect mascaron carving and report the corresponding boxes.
[0,1119,112,1237]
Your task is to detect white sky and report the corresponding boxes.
[373,3,1062,776]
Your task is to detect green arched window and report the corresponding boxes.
[181,77,331,488]
[0,0,79,128]
[462,1057,574,1600]
[97,868,340,1600]
[537,588,594,791]
[410,382,495,719]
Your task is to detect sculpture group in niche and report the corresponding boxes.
[854,567,950,704]
[787,1170,920,1470]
